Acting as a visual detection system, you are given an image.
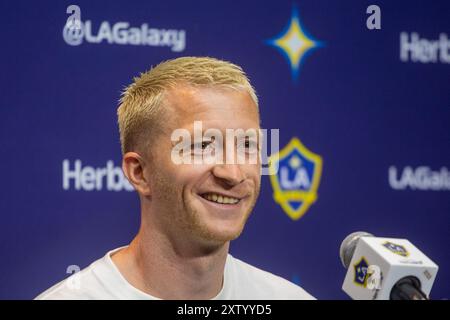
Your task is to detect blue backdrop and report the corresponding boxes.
[0,0,448,299]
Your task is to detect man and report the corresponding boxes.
[36,57,314,300]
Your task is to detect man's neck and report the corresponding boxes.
[111,224,229,299]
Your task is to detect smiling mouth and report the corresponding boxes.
[200,193,241,205]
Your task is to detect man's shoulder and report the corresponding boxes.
[227,255,315,300]
[35,256,113,300]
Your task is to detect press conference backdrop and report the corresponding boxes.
[0,1,448,299]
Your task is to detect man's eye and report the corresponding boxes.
[201,141,211,149]
[236,139,258,155]
[244,140,258,150]
[191,141,213,153]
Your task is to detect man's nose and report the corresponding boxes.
[211,164,245,187]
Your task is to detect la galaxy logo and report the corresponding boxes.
[266,6,324,82]
[353,257,369,287]
[269,137,322,220]
[382,241,410,257]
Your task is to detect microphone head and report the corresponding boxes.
[340,231,374,269]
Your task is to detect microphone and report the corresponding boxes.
[340,231,439,300]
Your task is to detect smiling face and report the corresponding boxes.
[144,85,261,246]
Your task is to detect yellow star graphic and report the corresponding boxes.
[275,17,314,71]
[267,8,322,81]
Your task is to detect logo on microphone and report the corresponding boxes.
[382,241,410,257]
[268,137,322,220]
[353,257,369,287]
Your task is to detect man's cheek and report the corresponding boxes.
[248,166,262,185]
[166,170,201,195]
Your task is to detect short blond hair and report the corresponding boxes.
[117,56,258,155]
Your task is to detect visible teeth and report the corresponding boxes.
[204,193,239,204]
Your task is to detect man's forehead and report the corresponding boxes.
[163,84,259,126]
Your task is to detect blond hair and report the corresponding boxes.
[117,56,258,155]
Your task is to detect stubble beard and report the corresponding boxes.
[152,171,260,246]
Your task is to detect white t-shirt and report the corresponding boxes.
[36,247,315,300]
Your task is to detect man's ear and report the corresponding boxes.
[122,152,152,197]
